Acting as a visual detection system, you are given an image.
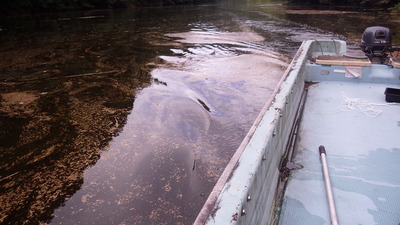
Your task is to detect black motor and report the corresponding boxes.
[360,26,392,58]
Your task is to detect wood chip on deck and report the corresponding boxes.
[390,57,400,68]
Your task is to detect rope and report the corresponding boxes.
[339,92,398,118]
[332,39,338,56]
[315,39,324,56]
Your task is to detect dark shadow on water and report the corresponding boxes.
[0,8,163,224]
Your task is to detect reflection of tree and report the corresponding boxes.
[289,0,399,7]
[0,0,217,13]
[0,28,155,224]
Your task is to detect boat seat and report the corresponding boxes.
[390,57,400,68]
[315,55,371,66]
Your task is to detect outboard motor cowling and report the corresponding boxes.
[360,26,392,58]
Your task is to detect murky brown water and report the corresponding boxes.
[0,1,399,225]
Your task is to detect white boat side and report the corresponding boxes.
[194,40,400,225]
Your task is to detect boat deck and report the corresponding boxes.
[279,81,400,224]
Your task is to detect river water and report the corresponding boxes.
[0,1,399,225]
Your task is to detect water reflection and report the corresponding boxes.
[49,15,289,224]
[257,4,400,45]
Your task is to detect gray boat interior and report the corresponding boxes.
[279,42,400,224]
[193,40,400,225]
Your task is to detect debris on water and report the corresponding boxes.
[197,99,211,112]
[153,78,168,86]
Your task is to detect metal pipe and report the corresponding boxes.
[319,145,339,225]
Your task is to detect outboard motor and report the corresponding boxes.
[360,26,393,62]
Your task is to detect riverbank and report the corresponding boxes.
[1,0,399,15]
[289,0,400,12]
[0,0,217,14]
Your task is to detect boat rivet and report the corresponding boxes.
[280,113,283,117]
[247,195,252,201]
[273,132,276,137]
[241,209,246,216]
[262,155,267,161]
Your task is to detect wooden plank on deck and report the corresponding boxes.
[316,55,371,66]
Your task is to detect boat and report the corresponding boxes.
[193,27,400,225]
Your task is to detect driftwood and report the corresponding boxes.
[0,70,118,85]
[48,70,118,79]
